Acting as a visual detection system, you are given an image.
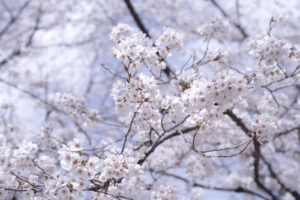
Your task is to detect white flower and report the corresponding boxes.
[29,175,39,183]
[197,17,229,40]
[156,27,183,56]
[151,185,178,200]
[248,33,291,64]
[49,93,100,124]
[191,188,204,200]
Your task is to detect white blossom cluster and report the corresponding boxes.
[181,70,248,125]
[248,113,278,142]
[112,73,161,115]
[197,17,229,40]
[105,21,299,200]
[156,27,183,57]
[112,66,249,145]
[99,155,145,199]
[110,24,165,73]
[181,189,205,200]
[0,136,41,199]
[151,185,178,200]
[2,19,294,198]
[248,34,291,64]
[110,24,183,74]
[0,135,147,200]
[112,41,249,122]
[99,155,128,181]
[1,2,300,199]
[204,49,231,68]
[251,63,286,86]
[190,188,205,200]
[186,155,213,180]
[49,92,101,125]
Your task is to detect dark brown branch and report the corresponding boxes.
[192,136,254,158]
[0,187,29,192]
[0,0,31,39]
[224,109,277,199]
[137,109,254,165]
[253,141,277,200]
[224,109,251,136]
[123,0,150,38]
[120,103,142,154]
[137,126,198,165]
[0,2,41,67]
[123,0,174,78]
[0,49,21,66]
[273,126,300,139]
[261,155,300,200]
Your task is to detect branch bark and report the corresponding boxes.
[224,109,277,199]
[123,0,174,78]
[137,126,199,165]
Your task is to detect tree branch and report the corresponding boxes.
[123,0,174,78]
[137,126,198,165]
[161,171,269,200]
[210,0,248,39]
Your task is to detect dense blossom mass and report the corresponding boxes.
[0,0,300,200]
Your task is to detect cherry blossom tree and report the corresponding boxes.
[0,0,299,200]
